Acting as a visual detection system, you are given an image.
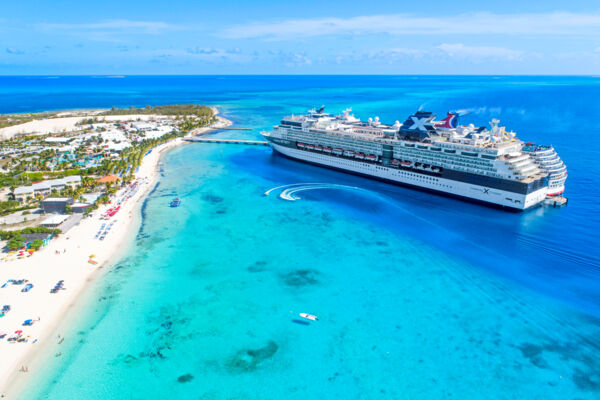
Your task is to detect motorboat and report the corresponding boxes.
[299,313,318,321]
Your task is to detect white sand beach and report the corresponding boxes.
[0,111,231,396]
[0,114,173,140]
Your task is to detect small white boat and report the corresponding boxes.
[299,313,318,321]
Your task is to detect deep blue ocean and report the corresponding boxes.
[2,76,600,399]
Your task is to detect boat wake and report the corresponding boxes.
[265,183,366,201]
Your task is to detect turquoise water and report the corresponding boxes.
[5,76,600,399]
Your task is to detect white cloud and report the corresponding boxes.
[6,48,25,55]
[336,44,522,64]
[437,43,523,60]
[38,19,176,35]
[291,53,312,66]
[144,48,250,64]
[187,47,220,55]
[370,48,429,59]
[220,12,600,40]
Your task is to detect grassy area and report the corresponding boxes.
[0,226,61,240]
[0,112,60,129]
[99,104,214,118]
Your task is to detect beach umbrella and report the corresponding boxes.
[89,254,96,258]
[15,330,22,334]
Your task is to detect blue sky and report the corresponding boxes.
[1,0,600,74]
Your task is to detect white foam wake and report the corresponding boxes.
[267,183,365,201]
[263,183,325,196]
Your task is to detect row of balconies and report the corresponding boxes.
[396,149,496,168]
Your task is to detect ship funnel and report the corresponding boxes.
[435,112,459,129]
[399,111,436,140]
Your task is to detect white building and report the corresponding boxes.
[144,126,174,139]
[132,122,154,131]
[40,214,69,227]
[45,137,73,144]
[13,176,82,202]
[105,142,130,153]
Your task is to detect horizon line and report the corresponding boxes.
[0,73,598,77]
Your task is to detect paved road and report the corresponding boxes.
[58,214,83,233]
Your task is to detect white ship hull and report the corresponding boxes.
[269,142,547,210]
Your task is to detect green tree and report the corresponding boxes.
[30,239,44,250]
[7,236,25,250]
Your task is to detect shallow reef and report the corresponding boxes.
[226,340,278,373]
[518,340,600,392]
[280,269,320,287]
[202,193,224,204]
[177,373,194,383]
[247,260,268,273]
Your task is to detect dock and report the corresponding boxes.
[545,195,568,207]
[184,138,269,146]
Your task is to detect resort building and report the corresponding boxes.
[13,186,35,202]
[71,202,92,213]
[13,176,82,202]
[143,126,174,139]
[132,122,154,131]
[81,193,102,204]
[40,197,73,214]
[45,137,73,144]
[105,142,129,153]
[40,214,69,228]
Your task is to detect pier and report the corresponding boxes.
[184,137,269,146]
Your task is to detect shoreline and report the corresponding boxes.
[0,108,232,397]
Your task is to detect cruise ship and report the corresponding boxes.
[261,107,567,210]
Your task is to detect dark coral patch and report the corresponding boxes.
[177,373,194,383]
[572,368,600,392]
[248,261,268,273]
[281,269,320,287]
[202,194,224,204]
[518,343,549,369]
[518,340,600,392]
[226,341,278,373]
